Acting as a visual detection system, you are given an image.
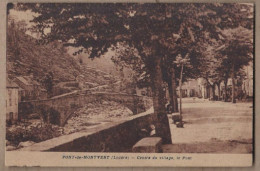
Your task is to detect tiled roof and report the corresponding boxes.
[15,76,40,86]
[16,76,30,85]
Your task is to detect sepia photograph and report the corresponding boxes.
[4,2,254,167]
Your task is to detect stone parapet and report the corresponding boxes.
[132,137,162,153]
[19,109,156,152]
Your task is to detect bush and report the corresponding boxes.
[6,123,62,146]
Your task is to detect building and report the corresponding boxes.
[171,64,253,101]
[175,78,219,99]
[176,79,202,98]
[6,79,19,124]
[242,76,253,97]
[13,75,47,101]
[242,63,253,97]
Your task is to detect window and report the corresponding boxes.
[9,90,12,106]
[9,112,13,120]
[15,95,17,105]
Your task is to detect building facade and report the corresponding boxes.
[6,79,19,124]
[13,75,47,101]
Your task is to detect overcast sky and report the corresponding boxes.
[9,9,35,27]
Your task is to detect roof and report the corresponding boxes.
[6,79,19,88]
[15,76,40,86]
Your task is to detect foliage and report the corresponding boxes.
[14,3,253,85]
[7,16,117,97]
[7,20,81,84]
[215,26,253,72]
[42,72,54,96]
[6,123,62,146]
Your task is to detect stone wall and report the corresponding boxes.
[20,111,157,152]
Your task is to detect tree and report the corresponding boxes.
[158,3,253,110]
[7,17,28,62]
[111,44,144,94]
[174,54,191,115]
[197,43,223,100]
[42,72,54,97]
[215,27,253,103]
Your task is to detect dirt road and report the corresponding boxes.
[162,98,253,153]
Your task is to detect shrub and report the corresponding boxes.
[6,123,62,146]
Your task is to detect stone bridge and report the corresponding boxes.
[19,91,152,126]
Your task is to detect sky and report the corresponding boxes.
[9,9,49,38]
[9,9,36,28]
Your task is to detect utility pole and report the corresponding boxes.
[174,53,190,118]
[179,63,184,115]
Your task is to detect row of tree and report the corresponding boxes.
[14,3,253,144]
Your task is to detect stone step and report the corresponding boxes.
[132,137,162,153]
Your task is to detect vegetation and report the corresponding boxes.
[6,123,62,146]
[7,17,119,97]
[7,17,81,87]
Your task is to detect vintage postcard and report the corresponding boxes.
[4,2,254,167]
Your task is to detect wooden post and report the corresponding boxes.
[231,63,236,103]
[179,64,184,115]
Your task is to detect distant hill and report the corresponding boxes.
[7,23,80,83]
[7,21,119,96]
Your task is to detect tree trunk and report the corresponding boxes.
[172,70,179,113]
[224,79,228,102]
[206,84,210,99]
[167,80,174,112]
[217,82,221,101]
[168,67,179,113]
[231,64,236,103]
[211,83,216,100]
[152,57,172,144]
[179,64,184,115]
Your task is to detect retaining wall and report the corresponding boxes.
[20,110,157,152]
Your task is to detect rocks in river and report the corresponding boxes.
[63,128,78,135]
[27,121,42,129]
[63,100,133,135]
[18,141,35,148]
[86,103,95,108]
[8,125,23,132]
[102,101,109,105]
[6,145,16,151]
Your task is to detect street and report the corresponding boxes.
[163,98,253,153]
